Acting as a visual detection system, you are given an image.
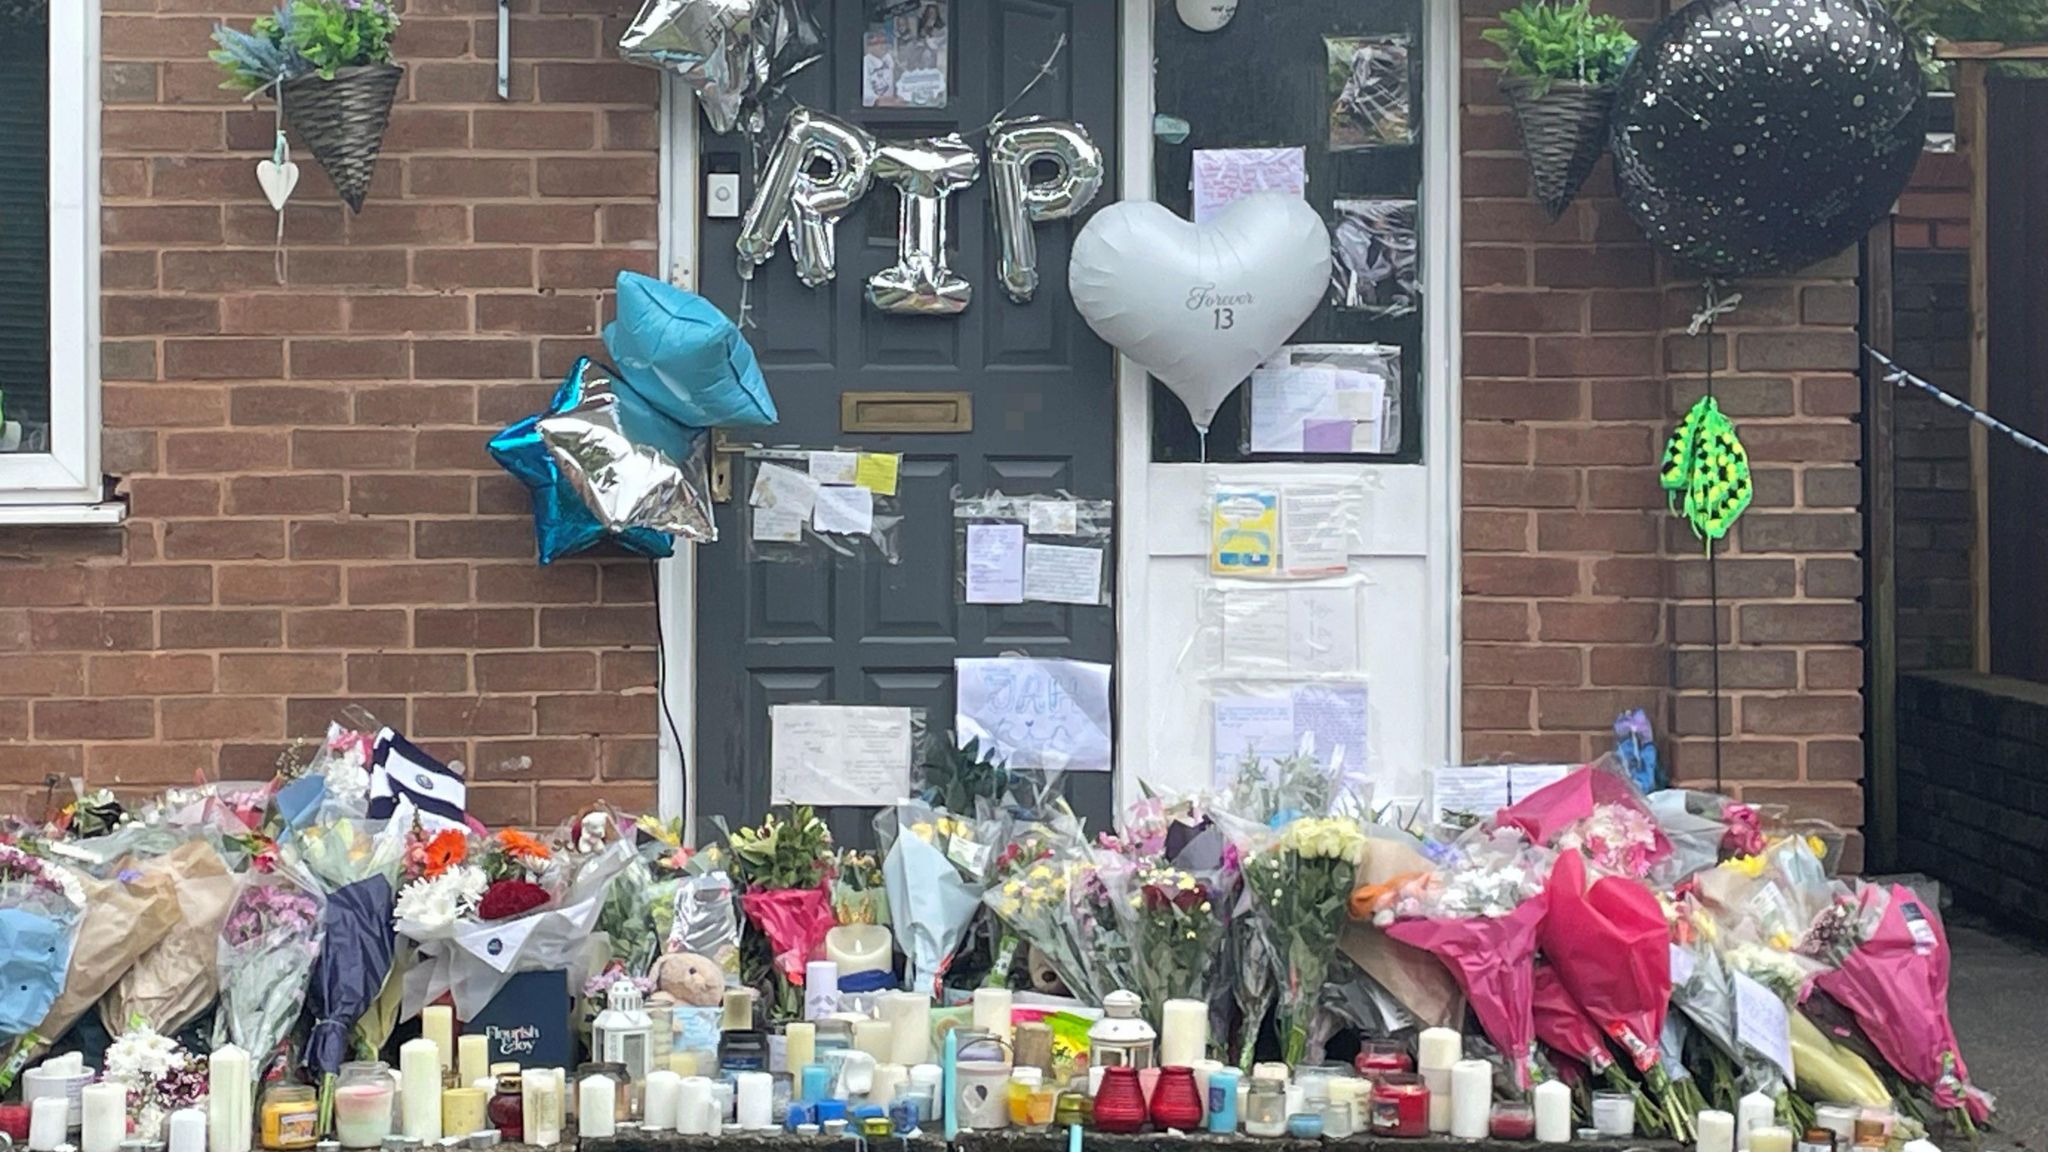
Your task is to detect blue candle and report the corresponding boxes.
[1207,1067,1242,1134]
[942,1029,959,1143]
[800,1063,831,1103]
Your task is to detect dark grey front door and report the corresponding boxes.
[694,0,1120,840]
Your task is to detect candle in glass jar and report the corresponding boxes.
[1737,1092,1776,1150]
[578,1076,616,1138]
[1751,1127,1796,1152]
[1699,1109,1737,1152]
[398,1039,443,1142]
[1449,1059,1491,1139]
[1534,1078,1572,1142]
[520,1070,562,1146]
[332,1075,393,1149]
[1369,1073,1430,1138]
[420,1006,454,1073]
[1417,1028,1460,1134]
[1592,1090,1636,1137]
[1158,999,1208,1067]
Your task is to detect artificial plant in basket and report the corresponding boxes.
[210,0,403,213]
[1482,0,1636,220]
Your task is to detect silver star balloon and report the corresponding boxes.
[620,0,820,137]
[538,389,715,543]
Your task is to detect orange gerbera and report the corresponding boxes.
[496,828,552,861]
[422,829,468,878]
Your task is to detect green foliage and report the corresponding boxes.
[210,0,399,92]
[1481,0,1638,97]
[1887,0,2048,86]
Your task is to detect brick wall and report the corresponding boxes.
[1459,0,1871,868]
[1891,147,1977,673]
[0,0,663,823]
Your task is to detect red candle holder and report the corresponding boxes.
[1370,1072,1430,1138]
[0,1103,30,1142]
[1093,1066,1149,1134]
[1356,1039,1414,1080]
[1149,1066,1203,1131]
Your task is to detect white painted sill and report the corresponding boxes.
[0,502,127,526]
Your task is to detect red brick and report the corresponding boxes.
[474,109,598,151]
[225,474,346,516]
[161,520,287,560]
[34,700,155,741]
[163,339,284,380]
[222,294,350,335]
[476,564,599,604]
[89,654,216,696]
[414,248,535,290]
[105,295,218,337]
[290,522,413,561]
[538,606,652,648]
[348,564,472,606]
[349,475,474,515]
[0,569,89,608]
[1463,466,1578,509]
[1739,603,1862,644]
[289,340,410,380]
[287,609,410,649]
[415,608,536,649]
[160,609,284,650]
[476,651,598,693]
[1463,644,1582,687]
[348,296,473,335]
[476,294,599,335]
[416,520,534,559]
[1536,601,1661,643]
[29,611,155,651]
[1739,783,1863,828]
[218,565,341,606]
[475,204,597,244]
[414,696,536,738]
[161,697,284,741]
[92,565,214,606]
[231,386,352,427]
[474,738,600,782]
[0,657,87,697]
[414,340,534,380]
[600,651,657,691]
[1536,512,1660,554]
[348,654,470,694]
[1463,556,1580,597]
[536,692,653,736]
[1465,380,1583,421]
[356,385,476,425]
[292,429,415,470]
[219,654,345,695]
[1464,601,1533,642]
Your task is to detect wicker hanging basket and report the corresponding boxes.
[281,63,404,214]
[1499,74,1616,221]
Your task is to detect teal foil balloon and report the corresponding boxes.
[489,359,675,565]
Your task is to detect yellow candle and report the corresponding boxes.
[1751,1128,1795,1152]
[785,1023,816,1075]
[421,1006,454,1072]
[852,1019,893,1061]
[440,1088,486,1139]
[667,1052,698,1077]
[457,1036,489,1089]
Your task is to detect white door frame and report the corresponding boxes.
[657,0,1463,824]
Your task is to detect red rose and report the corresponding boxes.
[477,879,549,921]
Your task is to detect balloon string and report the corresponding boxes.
[965,33,1070,140]
[272,98,286,286]
[1695,277,1731,794]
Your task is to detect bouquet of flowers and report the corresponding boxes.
[830,850,888,927]
[34,852,183,1059]
[213,864,326,1079]
[984,847,1095,999]
[1498,763,1672,875]
[722,806,837,1018]
[879,802,994,996]
[1375,827,1553,1085]
[102,1019,208,1140]
[1114,855,1229,1036]
[1242,816,1368,1064]
[0,845,85,1080]
[101,839,239,1036]
[1063,841,1142,1000]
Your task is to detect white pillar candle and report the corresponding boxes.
[734,1071,773,1129]
[167,1108,207,1152]
[674,1077,713,1136]
[456,1034,489,1089]
[421,1005,454,1072]
[520,1069,562,1147]
[1814,1104,1858,1144]
[1751,1127,1795,1152]
[804,961,841,1020]
[824,925,893,975]
[207,1044,253,1152]
[1158,999,1209,1067]
[80,1082,125,1152]
[399,1038,443,1141]
[1449,1059,1492,1140]
[29,1097,68,1152]
[1698,1109,1736,1152]
[577,1075,616,1138]
[871,1063,908,1106]
[1191,1060,1224,1117]
[1737,1091,1776,1151]
[853,1019,894,1062]
[642,1070,682,1132]
[785,1022,816,1076]
[1534,1079,1573,1142]
[879,991,931,1066]
[971,988,1013,1043]
[1417,1027,1461,1134]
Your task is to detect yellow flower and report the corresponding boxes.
[1720,855,1767,878]
[1027,864,1053,883]
[1177,875,1196,891]
[910,822,935,842]
[1806,835,1827,860]
[1129,894,1144,909]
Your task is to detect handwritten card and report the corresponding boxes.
[813,484,875,535]
[1212,681,1369,785]
[808,451,859,485]
[1219,587,1358,673]
[1732,969,1794,1081]
[770,704,914,806]
[955,657,1113,773]
[1192,147,1307,223]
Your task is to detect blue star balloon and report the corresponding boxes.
[489,359,675,565]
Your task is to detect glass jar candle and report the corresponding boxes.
[486,1075,523,1142]
[1369,1072,1429,1138]
[334,1063,395,1150]
[259,1084,319,1151]
[1591,1089,1636,1137]
[1490,1100,1536,1140]
[1243,1076,1288,1138]
[1005,1068,1056,1131]
[1355,1040,1412,1080]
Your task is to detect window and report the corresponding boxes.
[1149,0,1428,465]
[0,0,108,516]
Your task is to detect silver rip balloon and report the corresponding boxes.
[538,392,716,543]
[865,134,982,315]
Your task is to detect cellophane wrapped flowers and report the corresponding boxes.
[1243,817,1367,1065]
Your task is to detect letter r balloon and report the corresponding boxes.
[736,106,877,288]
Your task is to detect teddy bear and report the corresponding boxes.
[648,950,725,1008]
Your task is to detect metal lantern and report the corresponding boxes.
[593,982,654,1085]
[1087,990,1157,1070]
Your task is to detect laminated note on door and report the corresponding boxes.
[963,523,1025,604]
[955,657,1113,773]
[812,484,875,535]
[770,704,914,807]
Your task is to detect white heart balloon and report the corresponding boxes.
[1069,192,1330,431]
[256,158,300,212]
[1176,0,1240,32]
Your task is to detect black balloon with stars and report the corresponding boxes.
[1611,0,1928,278]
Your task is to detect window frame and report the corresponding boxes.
[0,0,105,513]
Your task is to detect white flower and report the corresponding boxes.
[394,865,488,930]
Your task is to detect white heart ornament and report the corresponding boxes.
[256,158,300,212]
[1070,192,1331,431]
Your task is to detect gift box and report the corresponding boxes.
[463,970,572,1069]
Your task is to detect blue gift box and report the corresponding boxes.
[464,969,573,1069]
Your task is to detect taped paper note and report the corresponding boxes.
[770,705,914,806]
[808,451,859,485]
[1281,487,1349,577]
[1023,543,1103,606]
[1219,587,1358,673]
[1213,682,1368,785]
[855,453,900,496]
[813,485,875,535]
[1027,500,1079,537]
[956,657,1112,773]
[964,523,1025,604]
[1192,147,1307,223]
[1211,489,1279,577]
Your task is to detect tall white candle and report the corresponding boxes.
[971,988,1013,1044]
[804,961,841,1020]
[642,1070,682,1132]
[167,1108,207,1152]
[577,1076,616,1138]
[1449,1059,1491,1139]
[420,1006,454,1072]
[80,1082,125,1152]
[1698,1109,1737,1152]
[853,1019,894,1062]
[28,1097,67,1152]
[1158,999,1209,1067]
[1534,1079,1572,1142]
[456,1035,489,1089]
[1737,1092,1776,1151]
[879,991,932,1066]
[399,1038,443,1141]
[1417,1027,1462,1134]
[734,1071,772,1129]
[520,1069,562,1146]
[674,1077,713,1136]
[207,1044,253,1152]
[785,1022,816,1077]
